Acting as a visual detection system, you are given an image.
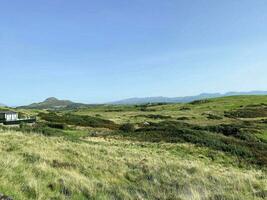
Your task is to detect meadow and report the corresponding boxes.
[0,95,267,199]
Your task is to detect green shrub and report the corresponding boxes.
[205,114,223,120]
[136,114,171,120]
[200,124,259,142]
[190,99,210,105]
[47,123,66,130]
[39,112,119,130]
[13,123,65,137]
[115,120,267,166]
[225,106,267,118]
[177,117,190,120]
[120,123,135,132]
[179,107,191,111]
[203,124,241,136]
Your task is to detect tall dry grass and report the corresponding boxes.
[0,130,266,199]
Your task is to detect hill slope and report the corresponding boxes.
[0,130,265,200]
[1,95,267,199]
[18,97,86,109]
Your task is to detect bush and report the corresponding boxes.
[47,123,66,130]
[177,117,190,120]
[18,112,27,119]
[136,114,171,120]
[205,114,223,120]
[225,107,267,118]
[39,112,119,130]
[179,107,191,111]
[189,99,210,105]
[204,124,241,136]
[115,120,267,166]
[13,123,65,137]
[119,123,135,132]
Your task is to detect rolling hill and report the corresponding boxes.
[0,95,266,199]
[18,97,87,109]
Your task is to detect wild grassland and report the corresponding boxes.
[1,95,267,199]
[69,96,267,126]
[0,130,266,200]
[257,130,267,142]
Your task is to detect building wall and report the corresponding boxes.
[5,114,18,121]
[0,114,5,120]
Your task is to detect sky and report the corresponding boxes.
[0,0,267,106]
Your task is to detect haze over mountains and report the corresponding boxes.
[110,91,267,105]
[11,90,267,109]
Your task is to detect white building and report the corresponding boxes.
[0,111,18,122]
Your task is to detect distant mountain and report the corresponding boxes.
[18,97,87,109]
[15,90,267,108]
[224,91,267,96]
[109,91,267,105]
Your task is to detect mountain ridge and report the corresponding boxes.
[15,90,267,108]
[17,97,87,109]
[108,91,267,105]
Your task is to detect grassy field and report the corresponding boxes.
[71,95,267,126]
[0,95,267,199]
[0,131,266,200]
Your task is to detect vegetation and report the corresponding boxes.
[39,112,119,130]
[116,121,267,166]
[134,114,172,119]
[0,130,266,200]
[225,105,267,118]
[0,95,267,199]
[119,123,135,132]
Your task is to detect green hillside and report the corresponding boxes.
[18,97,86,110]
[0,95,267,199]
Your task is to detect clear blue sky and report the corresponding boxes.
[1,0,267,105]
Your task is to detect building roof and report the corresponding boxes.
[0,111,17,114]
